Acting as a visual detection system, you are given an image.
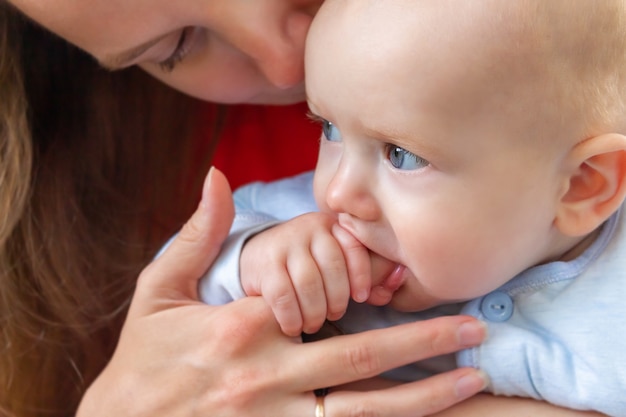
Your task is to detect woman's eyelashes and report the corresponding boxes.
[159,27,195,72]
[386,145,429,170]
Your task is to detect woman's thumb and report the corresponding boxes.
[132,167,235,315]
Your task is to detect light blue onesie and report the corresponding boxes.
[198,171,626,416]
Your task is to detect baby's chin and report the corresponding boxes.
[386,275,460,312]
[366,253,462,311]
[388,291,444,312]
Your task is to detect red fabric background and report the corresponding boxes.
[211,102,321,191]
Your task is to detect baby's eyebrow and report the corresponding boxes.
[365,124,441,157]
[99,33,170,70]
[363,124,412,144]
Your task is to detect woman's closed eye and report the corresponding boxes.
[158,27,196,72]
[386,145,429,170]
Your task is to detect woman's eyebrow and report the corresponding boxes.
[99,33,170,70]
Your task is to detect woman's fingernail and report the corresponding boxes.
[455,370,489,399]
[200,166,216,208]
[458,320,487,347]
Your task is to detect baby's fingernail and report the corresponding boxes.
[457,320,487,347]
[455,370,489,399]
[354,289,369,303]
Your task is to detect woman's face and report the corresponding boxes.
[10,0,323,104]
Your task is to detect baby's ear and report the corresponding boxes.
[556,133,626,236]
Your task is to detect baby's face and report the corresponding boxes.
[307,0,577,310]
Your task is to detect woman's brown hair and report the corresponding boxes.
[0,3,221,416]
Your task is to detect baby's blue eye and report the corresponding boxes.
[322,119,342,142]
[387,146,429,170]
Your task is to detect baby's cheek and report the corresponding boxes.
[402,230,478,297]
[312,167,335,213]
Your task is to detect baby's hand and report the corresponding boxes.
[240,212,371,337]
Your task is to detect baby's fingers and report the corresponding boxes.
[288,248,331,334]
[332,224,371,303]
[262,269,305,337]
[310,229,351,322]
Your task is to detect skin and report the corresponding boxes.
[77,168,489,417]
[95,166,595,417]
[8,0,491,414]
[309,0,599,312]
[241,3,624,415]
[8,0,609,414]
[9,0,323,104]
[241,0,594,331]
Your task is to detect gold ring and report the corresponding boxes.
[315,395,325,417]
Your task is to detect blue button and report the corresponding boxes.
[480,291,514,322]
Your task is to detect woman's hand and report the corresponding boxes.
[77,167,488,417]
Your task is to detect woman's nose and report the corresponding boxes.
[235,4,318,89]
[325,163,381,221]
[258,11,311,88]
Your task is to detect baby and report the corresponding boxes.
[200,1,626,415]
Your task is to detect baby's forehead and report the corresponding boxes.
[309,0,626,136]
[315,1,622,61]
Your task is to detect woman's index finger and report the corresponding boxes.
[287,316,486,392]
